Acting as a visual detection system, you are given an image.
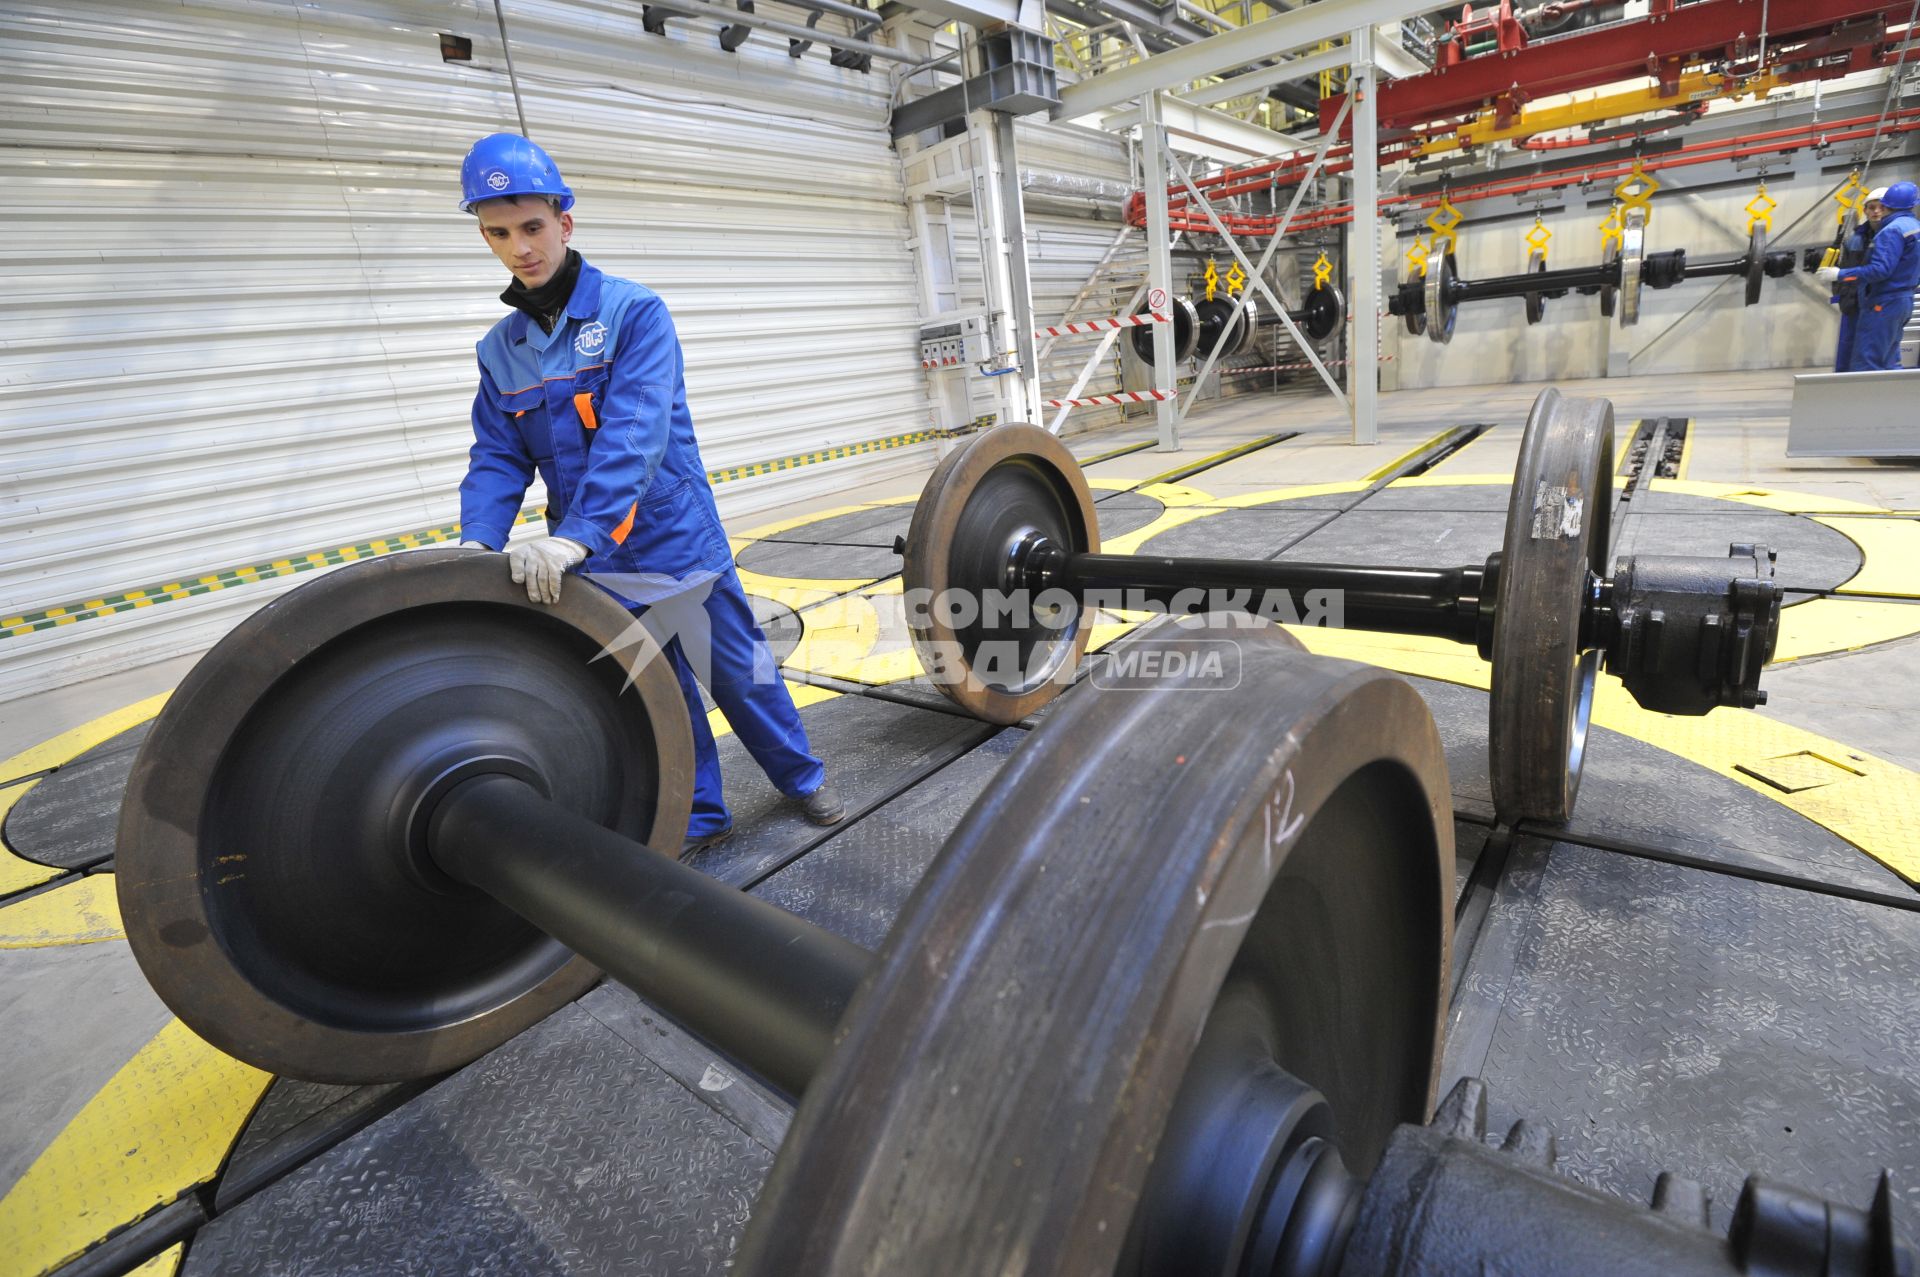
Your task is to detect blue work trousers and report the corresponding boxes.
[636,568,824,837]
[1850,294,1914,371]
[1835,309,1859,373]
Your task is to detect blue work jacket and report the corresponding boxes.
[1842,212,1920,304]
[458,258,732,581]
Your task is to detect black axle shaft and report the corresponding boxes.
[1062,549,1503,650]
[430,774,874,1101]
[1450,260,1618,303]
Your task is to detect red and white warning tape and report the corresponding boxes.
[1043,389,1177,408]
[1037,311,1170,339]
[1223,355,1397,374]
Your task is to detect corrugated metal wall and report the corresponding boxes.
[947,119,1138,434]
[0,0,931,701]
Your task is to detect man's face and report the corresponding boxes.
[476,195,573,289]
[1866,199,1887,224]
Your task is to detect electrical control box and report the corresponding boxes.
[919,313,990,370]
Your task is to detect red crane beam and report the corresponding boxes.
[1319,0,1912,136]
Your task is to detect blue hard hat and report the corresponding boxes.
[459,133,574,213]
[1883,180,1918,211]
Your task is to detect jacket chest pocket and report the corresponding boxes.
[569,365,611,443]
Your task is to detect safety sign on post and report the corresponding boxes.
[1147,286,1169,311]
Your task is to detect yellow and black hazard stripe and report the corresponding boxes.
[706,427,942,483]
[3,428,945,641]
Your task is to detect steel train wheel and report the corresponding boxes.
[1524,249,1549,324]
[1489,388,1614,824]
[738,627,1452,1276]
[116,550,696,1082]
[1617,211,1646,326]
[1424,249,1459,345]
[1131,295,1201,365]
[901,425,1099,724]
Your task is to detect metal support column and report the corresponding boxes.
[1140,91,1180,450]
[992,111,1044,425]
[1348,25,1380,444]
[965,34,1036,426]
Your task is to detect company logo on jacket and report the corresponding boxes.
[575,321,609,356]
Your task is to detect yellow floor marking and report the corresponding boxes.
[1647,479,1887,514]
[0,1019,270,1277]
[1280,625,1920,884]
[124,1244,183,1276]
[706,682,840,740]
[1813,517,1920,598]
[1127,480,1215,508]
[1365,425,1464,482]
[782,593,884,680]
[0,876,123,948]
[1772,597,1920,662]
[1,693,171,898]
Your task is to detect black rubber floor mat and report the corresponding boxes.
[4,748,137,872]
[1280,510,1508,569]
[1132,508,1329,561]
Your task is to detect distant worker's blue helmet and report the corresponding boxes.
[460,133,574,214]
[1882,180,1918,212]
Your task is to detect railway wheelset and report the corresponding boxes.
[1130,279,1347,367]
[1390,212,1800,342]
[117,534,1909,1275]
[900,387,1784,825]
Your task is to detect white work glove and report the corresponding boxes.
[507,536,589,604]
[459,540,489,549]
[1815,266,1842,285]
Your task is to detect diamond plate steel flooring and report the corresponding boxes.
[750,728,1027,949]
[1443,837,1920,1231]
[183,1004,774,1277]
[685,694,995,888]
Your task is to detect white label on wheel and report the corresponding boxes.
[1148,287,1169,311]
[1530,482,1583,540]
[699,1063,736,1092]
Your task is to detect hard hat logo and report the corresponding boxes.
[575,322,608,356]
[487,170,509,191]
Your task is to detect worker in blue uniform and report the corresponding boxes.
[1827,188,1884,373]
[453,133,843,853]
[1819,179,1920,372]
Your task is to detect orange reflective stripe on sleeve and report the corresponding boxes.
[573,392,598,430]
[610,501,638,546]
